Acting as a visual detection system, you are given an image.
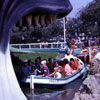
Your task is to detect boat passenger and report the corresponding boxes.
[22,60,30,76]
[54,67,62,78]
[29,65,37,76]
[47,58,54,74]
[65,42,73,56]
[28,59,32,71]
[40,60,49,77]
[64,42,74,61]
[49,67,62,78]
[36,57,42,63]
[52,58,57,68]
[35,58,43,75]
[70,58,81,71]
[55,61,65,78]
[63,59,73,76]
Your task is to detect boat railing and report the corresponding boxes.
[10,42,66,49]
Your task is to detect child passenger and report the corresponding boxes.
[49,67,62,78]
[53,67,62,78]
[55,61,65,78]
[29,65,37,76]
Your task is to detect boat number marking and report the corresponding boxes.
[49,79,59,83]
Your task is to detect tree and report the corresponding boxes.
[79,0,100,35]
[66,0,100,37]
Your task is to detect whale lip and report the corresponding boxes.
[24,4,73,19]
[17,0,73,19]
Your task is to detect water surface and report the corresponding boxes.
[21,76,83,100]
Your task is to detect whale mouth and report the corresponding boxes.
[13,12,68,32]
[0,0,73,52]
[12,1,72,31]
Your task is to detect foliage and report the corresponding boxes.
[31,21,63,41]
[66,0,100,37]
[11,20,64,43]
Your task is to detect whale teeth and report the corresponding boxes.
[33,15,40,28]
[26,15,32,29]
[40,15,46,27]
[13,14,58,31]
[52,14,57,24]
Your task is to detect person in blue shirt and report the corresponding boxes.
[28,59,32,71]
[35,58,44,75]
[22,60,30,76]
[64,42,75,61]
[65,42,73,55]
[29,65,37,76]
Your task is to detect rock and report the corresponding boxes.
[89,60,100,75]
[83,74,100,94]
[73,74,100,100]
[94,52,100,61]
[73,92,93,100]
[73,51,100,100]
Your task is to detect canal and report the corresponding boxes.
[21,76,83,100]
[12,50,86,100]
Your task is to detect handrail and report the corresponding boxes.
[10,42,65,46]
[10,42,66,49]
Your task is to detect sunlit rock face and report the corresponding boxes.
[0,0,72,100]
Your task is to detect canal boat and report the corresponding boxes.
[59,44,89,58]
[73,48,89,58]
[21,57,87,89]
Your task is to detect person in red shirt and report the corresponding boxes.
[70,58,81,71]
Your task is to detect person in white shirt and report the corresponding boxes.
[49,67,62,78]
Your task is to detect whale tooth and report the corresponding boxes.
[13,24,16,32]
[40,15,46,27]
[46,15,53,24]
[18,18,23,30]
[45,14,56,26]
[26,15,32,29]
[52,14,57,24]
[19,18,23,27]
[45,18,50,27]
[49,15,53,24]
[45,16,51,26]
[33,15,40,28]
